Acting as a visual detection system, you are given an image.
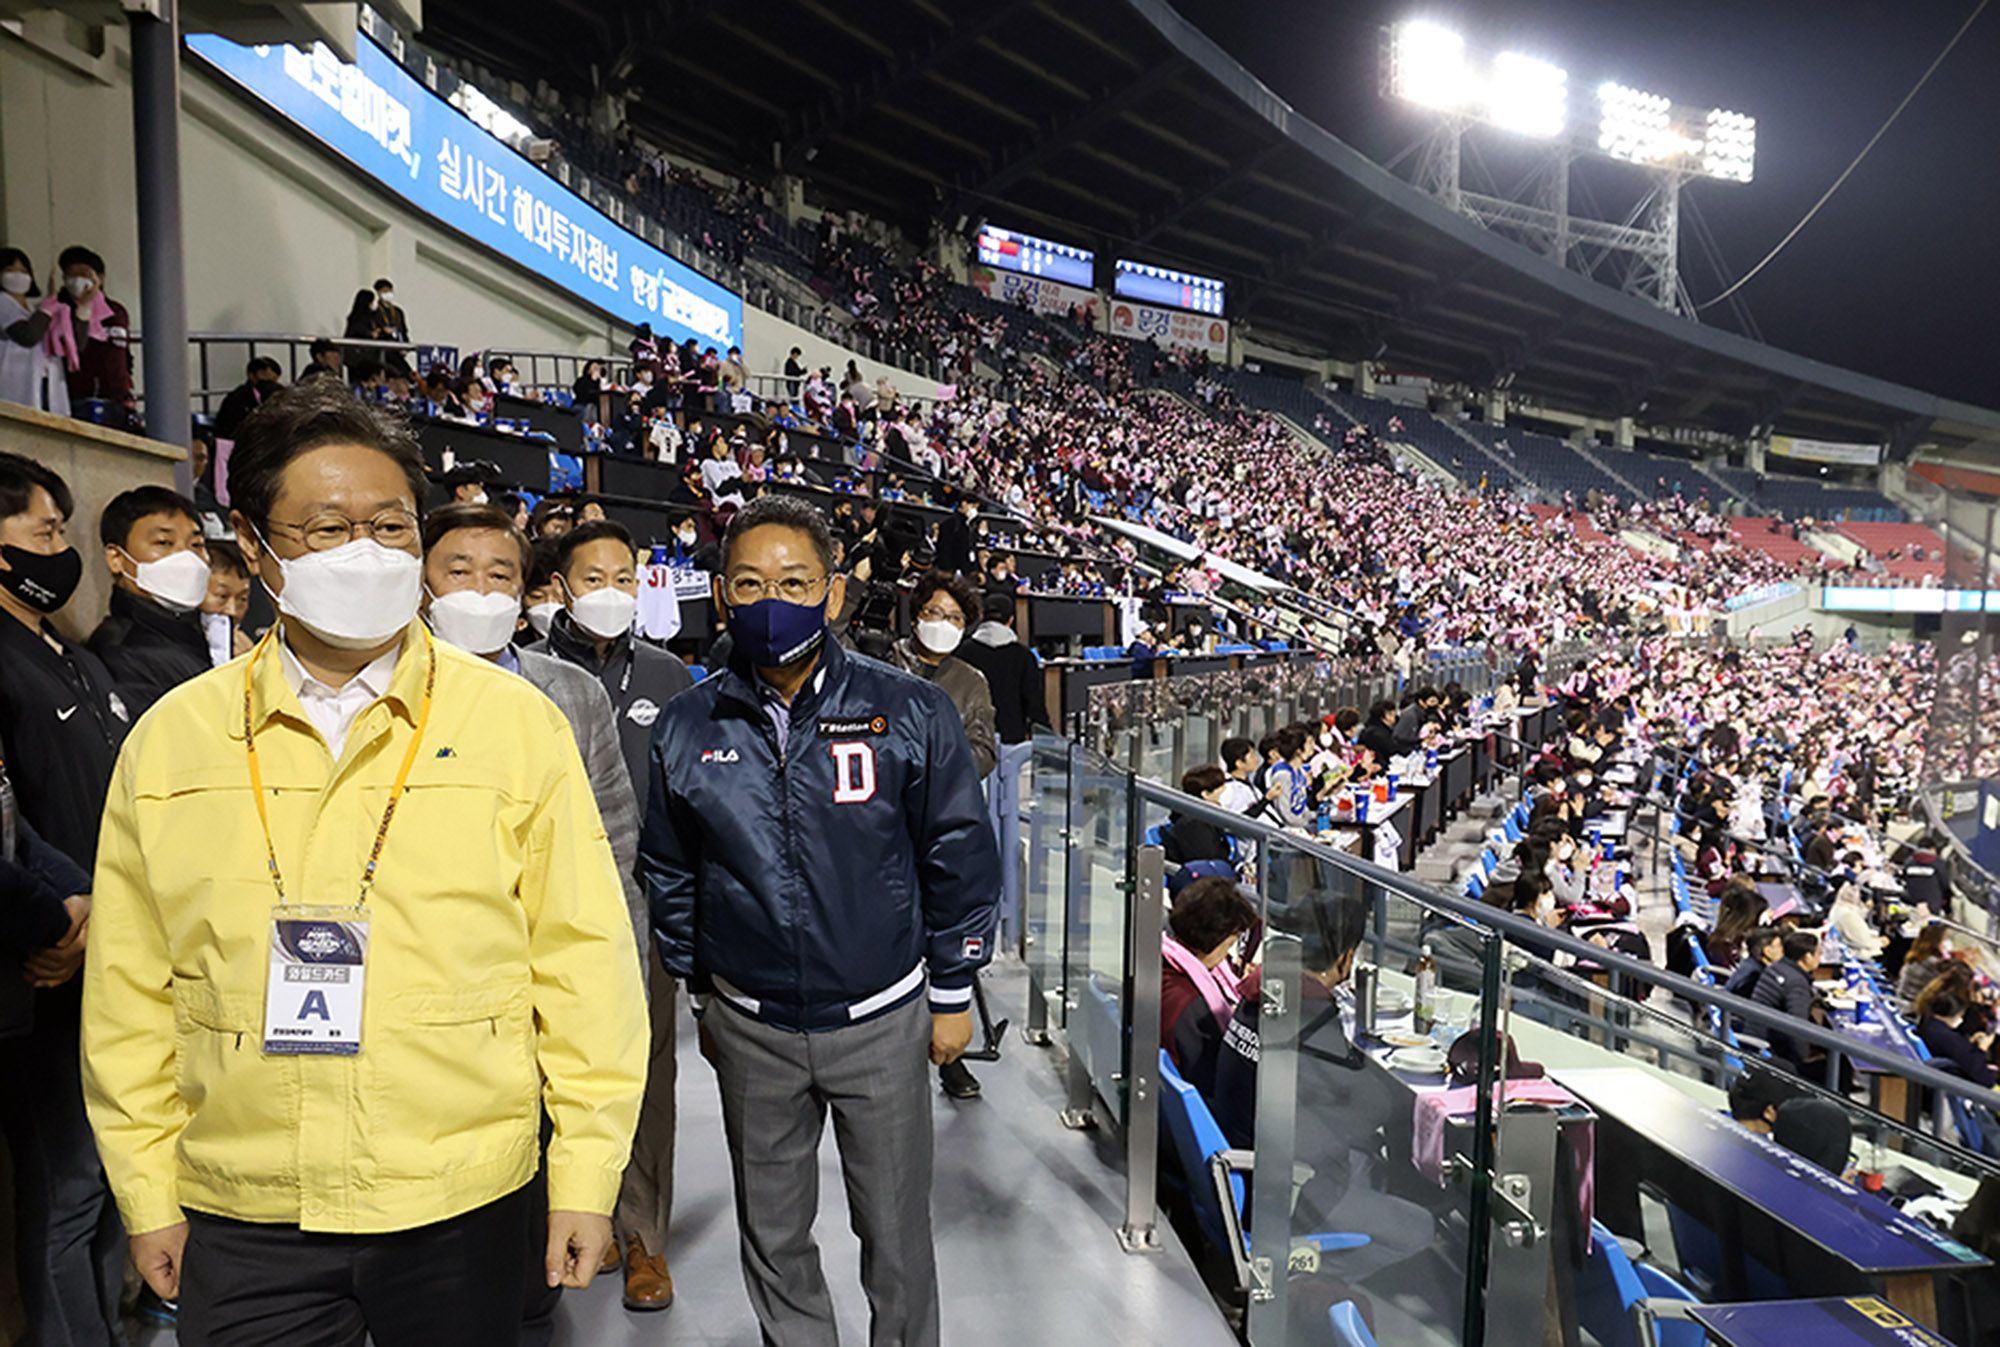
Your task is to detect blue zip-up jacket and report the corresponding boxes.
[641,633,999,1031]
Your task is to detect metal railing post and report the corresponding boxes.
[1119,845,1166,1254]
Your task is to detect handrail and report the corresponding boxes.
[1124,764,2000,1117]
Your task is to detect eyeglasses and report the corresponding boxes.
[915,606,965,627]
[724,573,830,606]
[266,507,419,553]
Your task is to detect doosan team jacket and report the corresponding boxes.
[642,633,1000,1031]
[81,624,647,1237]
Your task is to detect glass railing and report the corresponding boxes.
[1022,730,2000,1345]
[1023,732,1512,1344]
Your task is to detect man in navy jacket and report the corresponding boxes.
[642,495,998,1347]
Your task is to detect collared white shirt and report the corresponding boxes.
[278,638,401,759]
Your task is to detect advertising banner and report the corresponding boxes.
[1105,298,1229,357]
[1770,435,1883,467]
[969,266,1098,324]
[188,34,743,351]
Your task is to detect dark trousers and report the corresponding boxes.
[178,1185,531,1347]
[0,1001,126,1347]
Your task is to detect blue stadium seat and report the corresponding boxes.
[1327,1301,1378,1347]
[1659,1202,1785,1303]
[1156,1051,1367,1293]
[1575,1220,1705,1347]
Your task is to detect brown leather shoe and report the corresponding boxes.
[623,1237,674,1311]
[598,1237,622,1275]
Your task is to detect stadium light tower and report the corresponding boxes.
[1382,19,1755,318]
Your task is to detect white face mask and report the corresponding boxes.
[0,271,30,296]
[266,536,421,650]
[64,275,95,298]
[123,547,212,611]
[569,585,637,641]
[525,600,562,636]
[378,290,394,304]
[427,587,522,656]
[1536,895,1556,920]
[199,610,234,667]
[469,492,488,505]
[915,619,963,655]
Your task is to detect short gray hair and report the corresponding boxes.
[722,493,836,574]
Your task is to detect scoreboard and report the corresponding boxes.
[1114,259,1225,315]
[974,225,1095,289]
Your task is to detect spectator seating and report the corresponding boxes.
[1839,521,1951,582]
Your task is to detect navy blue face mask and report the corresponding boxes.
[727,595,828,668]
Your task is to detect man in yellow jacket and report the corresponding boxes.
[81,381,647,1346]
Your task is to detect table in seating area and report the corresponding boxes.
[1320,788,1416,870]
[1687,1296,1957,1346]
[1834,969,1930,1126]
[1350,971,1597,1347]
[1552,1066,1987,1327]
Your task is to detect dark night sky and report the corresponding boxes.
[1170,0,2000,410]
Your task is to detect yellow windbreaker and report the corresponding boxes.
[81,625,647,1235]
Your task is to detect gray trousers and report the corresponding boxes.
[615,973,676,1253]
[706,994,938,1347]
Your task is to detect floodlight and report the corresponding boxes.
[1488,52,1568,138]
[1703,107,1756,182]
[1596,82,1672,163]
[1391,21,1471,111]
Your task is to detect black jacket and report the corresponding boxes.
[526,611,694,816]
[1918,1015,1998,1088]
[641,634,999,1031]
[0,613,128,871]
[88,586,212,718]
[956,624,1048,745]
[1214,969,1395,1226]
[1161,813,1233,865]
[1,766,90,1037]
[213,378,273,441]
[1358,720,1397,765]
[935,513,976,575]
[1751,958,1818,1067]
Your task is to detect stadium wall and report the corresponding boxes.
[0,27,624,369]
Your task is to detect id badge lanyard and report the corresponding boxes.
[245,628,435,1056]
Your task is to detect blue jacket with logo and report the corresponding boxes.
[641,634,999,1031]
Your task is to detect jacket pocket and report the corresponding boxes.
[172,978,299,1184]
[362,980,538,1179]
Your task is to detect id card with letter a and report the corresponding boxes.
[262,909,368,1056]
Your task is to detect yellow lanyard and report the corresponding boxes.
[243,626,436,907]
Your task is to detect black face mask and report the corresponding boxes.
[0,544,81,614]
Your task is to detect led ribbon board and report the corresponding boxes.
[188,34,744,350]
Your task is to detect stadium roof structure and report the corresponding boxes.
[424,0,2000,455]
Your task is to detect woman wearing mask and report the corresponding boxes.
[701,436,745,512]
[572,359,609,426]
[885,569,995,1101]
[1540,829,1587,909]
[44,245,132,424]
[887,571,996,780]
[342,288,384,369]
[0,248,68,415]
